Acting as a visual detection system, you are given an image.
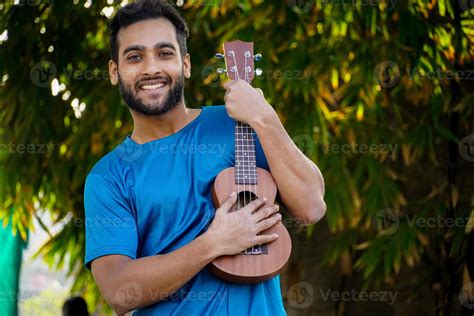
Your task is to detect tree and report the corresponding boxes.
[0,0,473,314]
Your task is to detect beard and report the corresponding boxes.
[118,71,185,116]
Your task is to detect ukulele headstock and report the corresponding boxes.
[215,40,262,84]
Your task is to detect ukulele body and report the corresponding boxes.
[208,166,292,284]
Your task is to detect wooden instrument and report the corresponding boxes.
[207,40,292,284]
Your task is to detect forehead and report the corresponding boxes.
[117,18,178,52]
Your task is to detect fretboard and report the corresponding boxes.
[234,121,258,185]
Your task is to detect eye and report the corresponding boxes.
[160,51,174,57]
[127,54,141,61]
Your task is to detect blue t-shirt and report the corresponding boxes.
[84,105,286,315]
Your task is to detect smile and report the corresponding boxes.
[139,82,167,91]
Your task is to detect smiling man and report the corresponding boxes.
[83,0,326,315]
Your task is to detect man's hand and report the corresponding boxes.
[223,79,276,127]
[205,192,282,256]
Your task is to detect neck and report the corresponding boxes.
[129,100,195,144]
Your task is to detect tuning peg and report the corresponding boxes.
[215,53,225,58]
[254,54,262,61]
[254,68,263,76]
[217,68,227,74]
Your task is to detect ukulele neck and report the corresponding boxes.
[234,120,257,185]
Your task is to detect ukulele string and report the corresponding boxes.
[244,52,259,254]
[230,51,241,218]
[232,51,251,254]
[231,52,246,214]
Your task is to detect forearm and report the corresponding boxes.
[251,108,326,224]
[104,233,218,314]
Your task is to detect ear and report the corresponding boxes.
[183,53,191,79]
[109,59,118,85]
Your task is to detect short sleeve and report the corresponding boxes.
[84,173,138,270]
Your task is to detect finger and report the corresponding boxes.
[254,233,279,246]
[253,204,279,222]
[222,80,233,90]
[217,192,238,213]
[256,88,264,96]
[256,213,282,233]
[243,197,267,214]
[224,88,230,100]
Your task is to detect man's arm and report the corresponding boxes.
[91,233,216,315]
[250,110,326,225]
[222,79,326,225]
[91,194,281,315]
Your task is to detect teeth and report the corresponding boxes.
[141,83,165,90]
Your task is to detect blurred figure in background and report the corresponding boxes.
[62,296,89,316]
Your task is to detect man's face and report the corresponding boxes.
[109,18,191,116]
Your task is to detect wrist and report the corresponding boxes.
[250,104,278,132]
[198,231,221,260]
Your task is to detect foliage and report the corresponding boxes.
[0,0,473,314]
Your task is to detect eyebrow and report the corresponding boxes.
[122,41,177,56]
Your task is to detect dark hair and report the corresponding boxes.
[62,296,89,316]
[109,0,189,63]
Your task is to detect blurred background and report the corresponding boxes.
[0,0,473,315]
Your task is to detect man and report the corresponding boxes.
[84,0,326,315]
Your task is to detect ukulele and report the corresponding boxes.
[207,40,292,284]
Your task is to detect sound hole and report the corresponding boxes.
[235,190,269,255]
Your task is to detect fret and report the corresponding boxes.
[235,180,258,185]
[240,244,268,255]
[234,119,258,185]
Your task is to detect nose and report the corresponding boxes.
[141,54,162,77]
